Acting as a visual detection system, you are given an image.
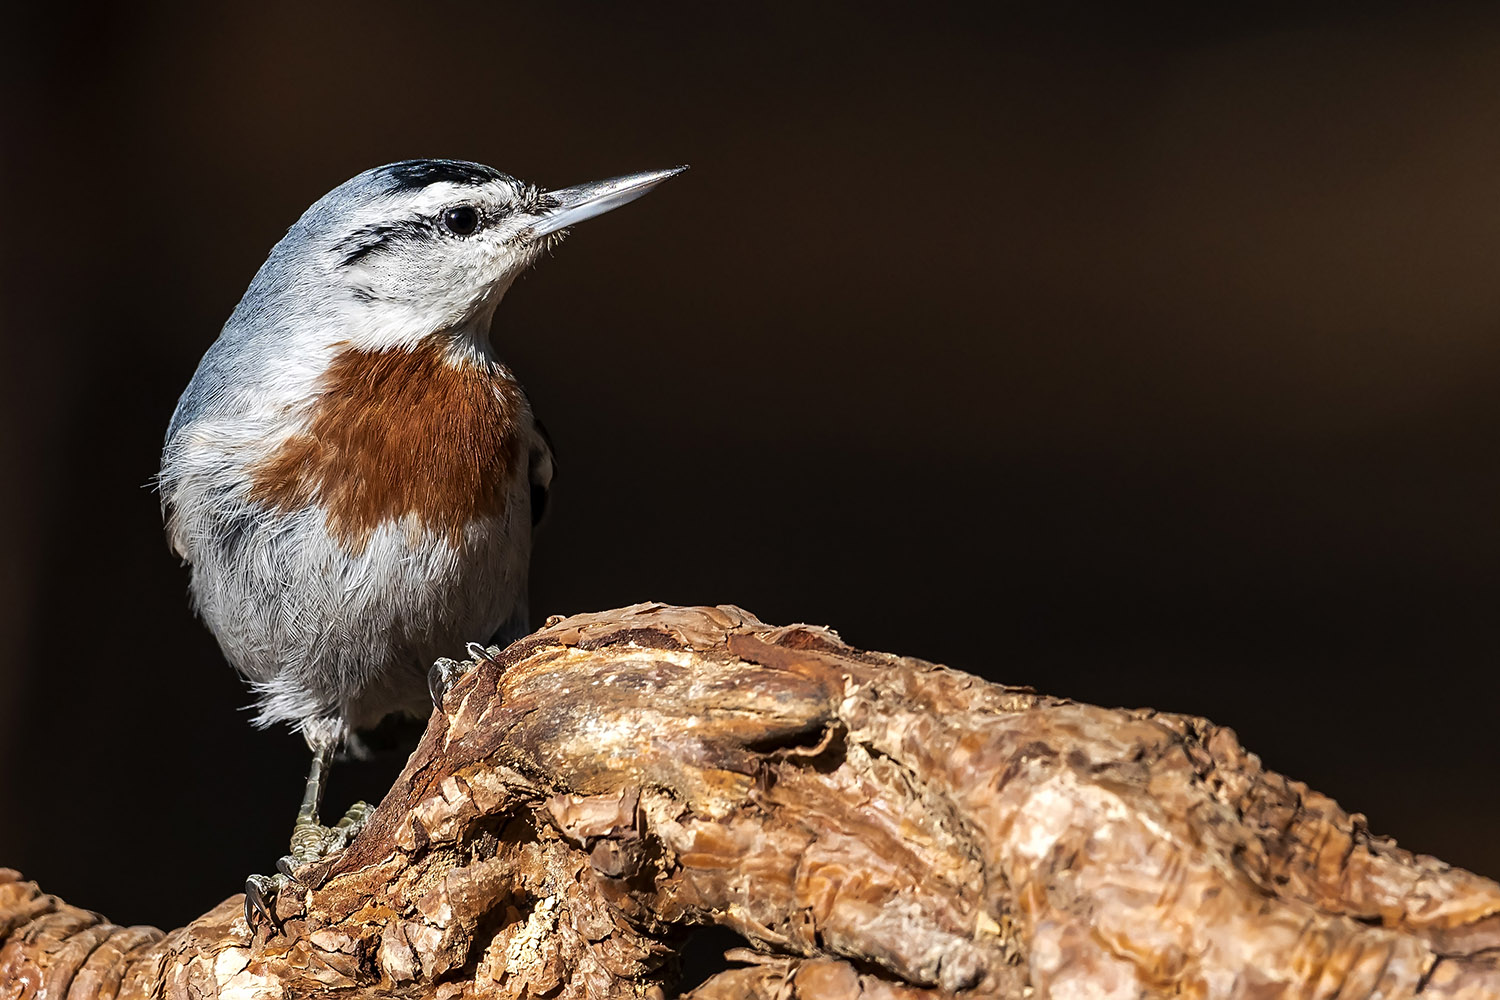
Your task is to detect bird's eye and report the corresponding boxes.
[442,205,480,236]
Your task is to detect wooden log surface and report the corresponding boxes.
[2,603,1497,999]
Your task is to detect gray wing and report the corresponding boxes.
[485,420,555,647]
[528,417,555,528]
[164,335,237,447]
[159,337,238,561]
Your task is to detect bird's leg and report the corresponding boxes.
[287,736,335,865]
[244,737,370,928]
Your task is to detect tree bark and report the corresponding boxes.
[3,603,1498,999]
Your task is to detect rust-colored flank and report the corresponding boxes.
[247,339,525,551]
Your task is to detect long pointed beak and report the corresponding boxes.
[525,166,688,238]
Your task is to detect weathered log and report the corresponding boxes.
[2,603,1498,999]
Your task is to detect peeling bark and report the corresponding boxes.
[3,603,1498,999]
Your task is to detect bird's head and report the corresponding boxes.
[256,159,686,353]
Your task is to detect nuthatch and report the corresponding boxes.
[158,159,685,924]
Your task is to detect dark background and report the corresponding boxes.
[3,0,1498,937]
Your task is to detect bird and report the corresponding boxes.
[158,158,685,925]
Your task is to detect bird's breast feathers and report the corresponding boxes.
[244,339,529,553]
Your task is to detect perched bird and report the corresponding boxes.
[158,158,685,923]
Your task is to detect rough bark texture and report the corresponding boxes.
[3,603,1498,999]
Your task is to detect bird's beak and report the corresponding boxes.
[524,166,688,239]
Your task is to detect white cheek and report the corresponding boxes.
[337,239,520,352]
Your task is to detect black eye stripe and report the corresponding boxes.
[335,219,431,267]
[335,200,494,268]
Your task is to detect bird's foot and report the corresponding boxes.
[428,642,500,710]
[428,657,466,710]
[243,801,371,929]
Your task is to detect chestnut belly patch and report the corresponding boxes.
[247,340,525,552]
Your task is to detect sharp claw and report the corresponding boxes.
[244,876,275,929]
[429,658,457,709]
[430,644,497,709]
[276,855,299,882]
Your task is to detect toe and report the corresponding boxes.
[428,657,463,709]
